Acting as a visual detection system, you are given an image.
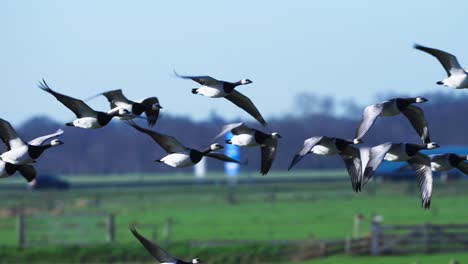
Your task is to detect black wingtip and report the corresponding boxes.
[423,199,431,209]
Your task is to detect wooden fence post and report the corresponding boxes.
[370,220,381,256]
[107,214,115,243]
[319,241,327,256]
[345,237,351,255]
[17,211,25,249]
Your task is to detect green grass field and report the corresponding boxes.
[0,171,467,263]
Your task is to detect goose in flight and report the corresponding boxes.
[128,121,242,168]
[414,44,468,89]
[364,142,439,209]
[0,118,63,165]
[88,89,162,126]
[429,153,468,175]
[130,225,202,264]
[354,97,430,144]
[213,123,281,175]
[0,160,37,185]
[175,71,266,126]
[39,80,129,129]
[288,136,365,192]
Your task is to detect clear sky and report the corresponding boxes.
[3,0,467,125]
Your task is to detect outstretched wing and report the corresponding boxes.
[354,104,383,142]
[225,90,267,126]
[401,105,430,144]
[0,118,26,150]
[408,154,433,209]
[28,129,64,146]
[174,70,220,85]
[212,123,251,142]
[340,146,363,192]
[260,138,278,176]
[17,165,37,183]
[101,89,132,109]
[364,142,393,184]
[129,225,176,263]
[414,44,464,76]
[128,121,185,153]
[38,79,96,118]
[288,137,323,171]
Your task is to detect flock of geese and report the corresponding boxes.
[0,43,467,263]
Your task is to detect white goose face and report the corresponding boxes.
[426,142,439,149]
[240,79,252,85]
[271,132,282,139]
[50,139,64,146]
[192,258,202,263]
[415,97,428,103]
[210,143,223,151]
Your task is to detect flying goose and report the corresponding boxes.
[288,136,365,192]
[88,89,162,126]
[429,153,468,175]
[414,44,468,89]
[364,142,440,209]
[354,97,430,144]
[0,118,64,165]
[39,80,129,129]
[130,225,201,264]
[128,121,242,168]
[174,71,266,126]
[213,123,281,175]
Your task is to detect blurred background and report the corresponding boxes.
[2,1,468,263]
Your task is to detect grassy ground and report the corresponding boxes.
[0,171,467,263]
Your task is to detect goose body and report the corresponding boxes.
[365,142,439,209]
[414,44,468,89]
[288,136,363,192]
[128,121,242,169]
[429,153,468,174]
[39,80,127,129]
[89,89,162,126]
[214,123,281,175]
[354,97,430,144]
[0,118,64,165]
[175,71,266,126]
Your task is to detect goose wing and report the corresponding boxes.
[205,153,243,163]
[401,105,430,144]
[225,90,267,126]
[408,154,433,209]
[101,89,132,109]
[414,44,464,76]
[130,225,177,263]
[260,138,278,176]
[212,123,251,142]
[128,121,185,153]
[354,103,383,142]
[364,142,393,184]
[38,79,96,118]
[456,161,468,175]
[288,136,324,171]
[139,97,161,127]
[340,146,363,192]
[17,165,37,183]
[28,129,64,146]
[174,71,219,85]
[0,118,26,150]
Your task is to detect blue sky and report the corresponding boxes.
[2,0,467,125]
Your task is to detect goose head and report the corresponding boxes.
[415,97,428,103]
[271,132,282,139]
[49,139,64,147]
[151,103,163,110]
[192,258,202,263]
[425,142,439,149]
[240,79,252,85]
[209,143,224,151]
